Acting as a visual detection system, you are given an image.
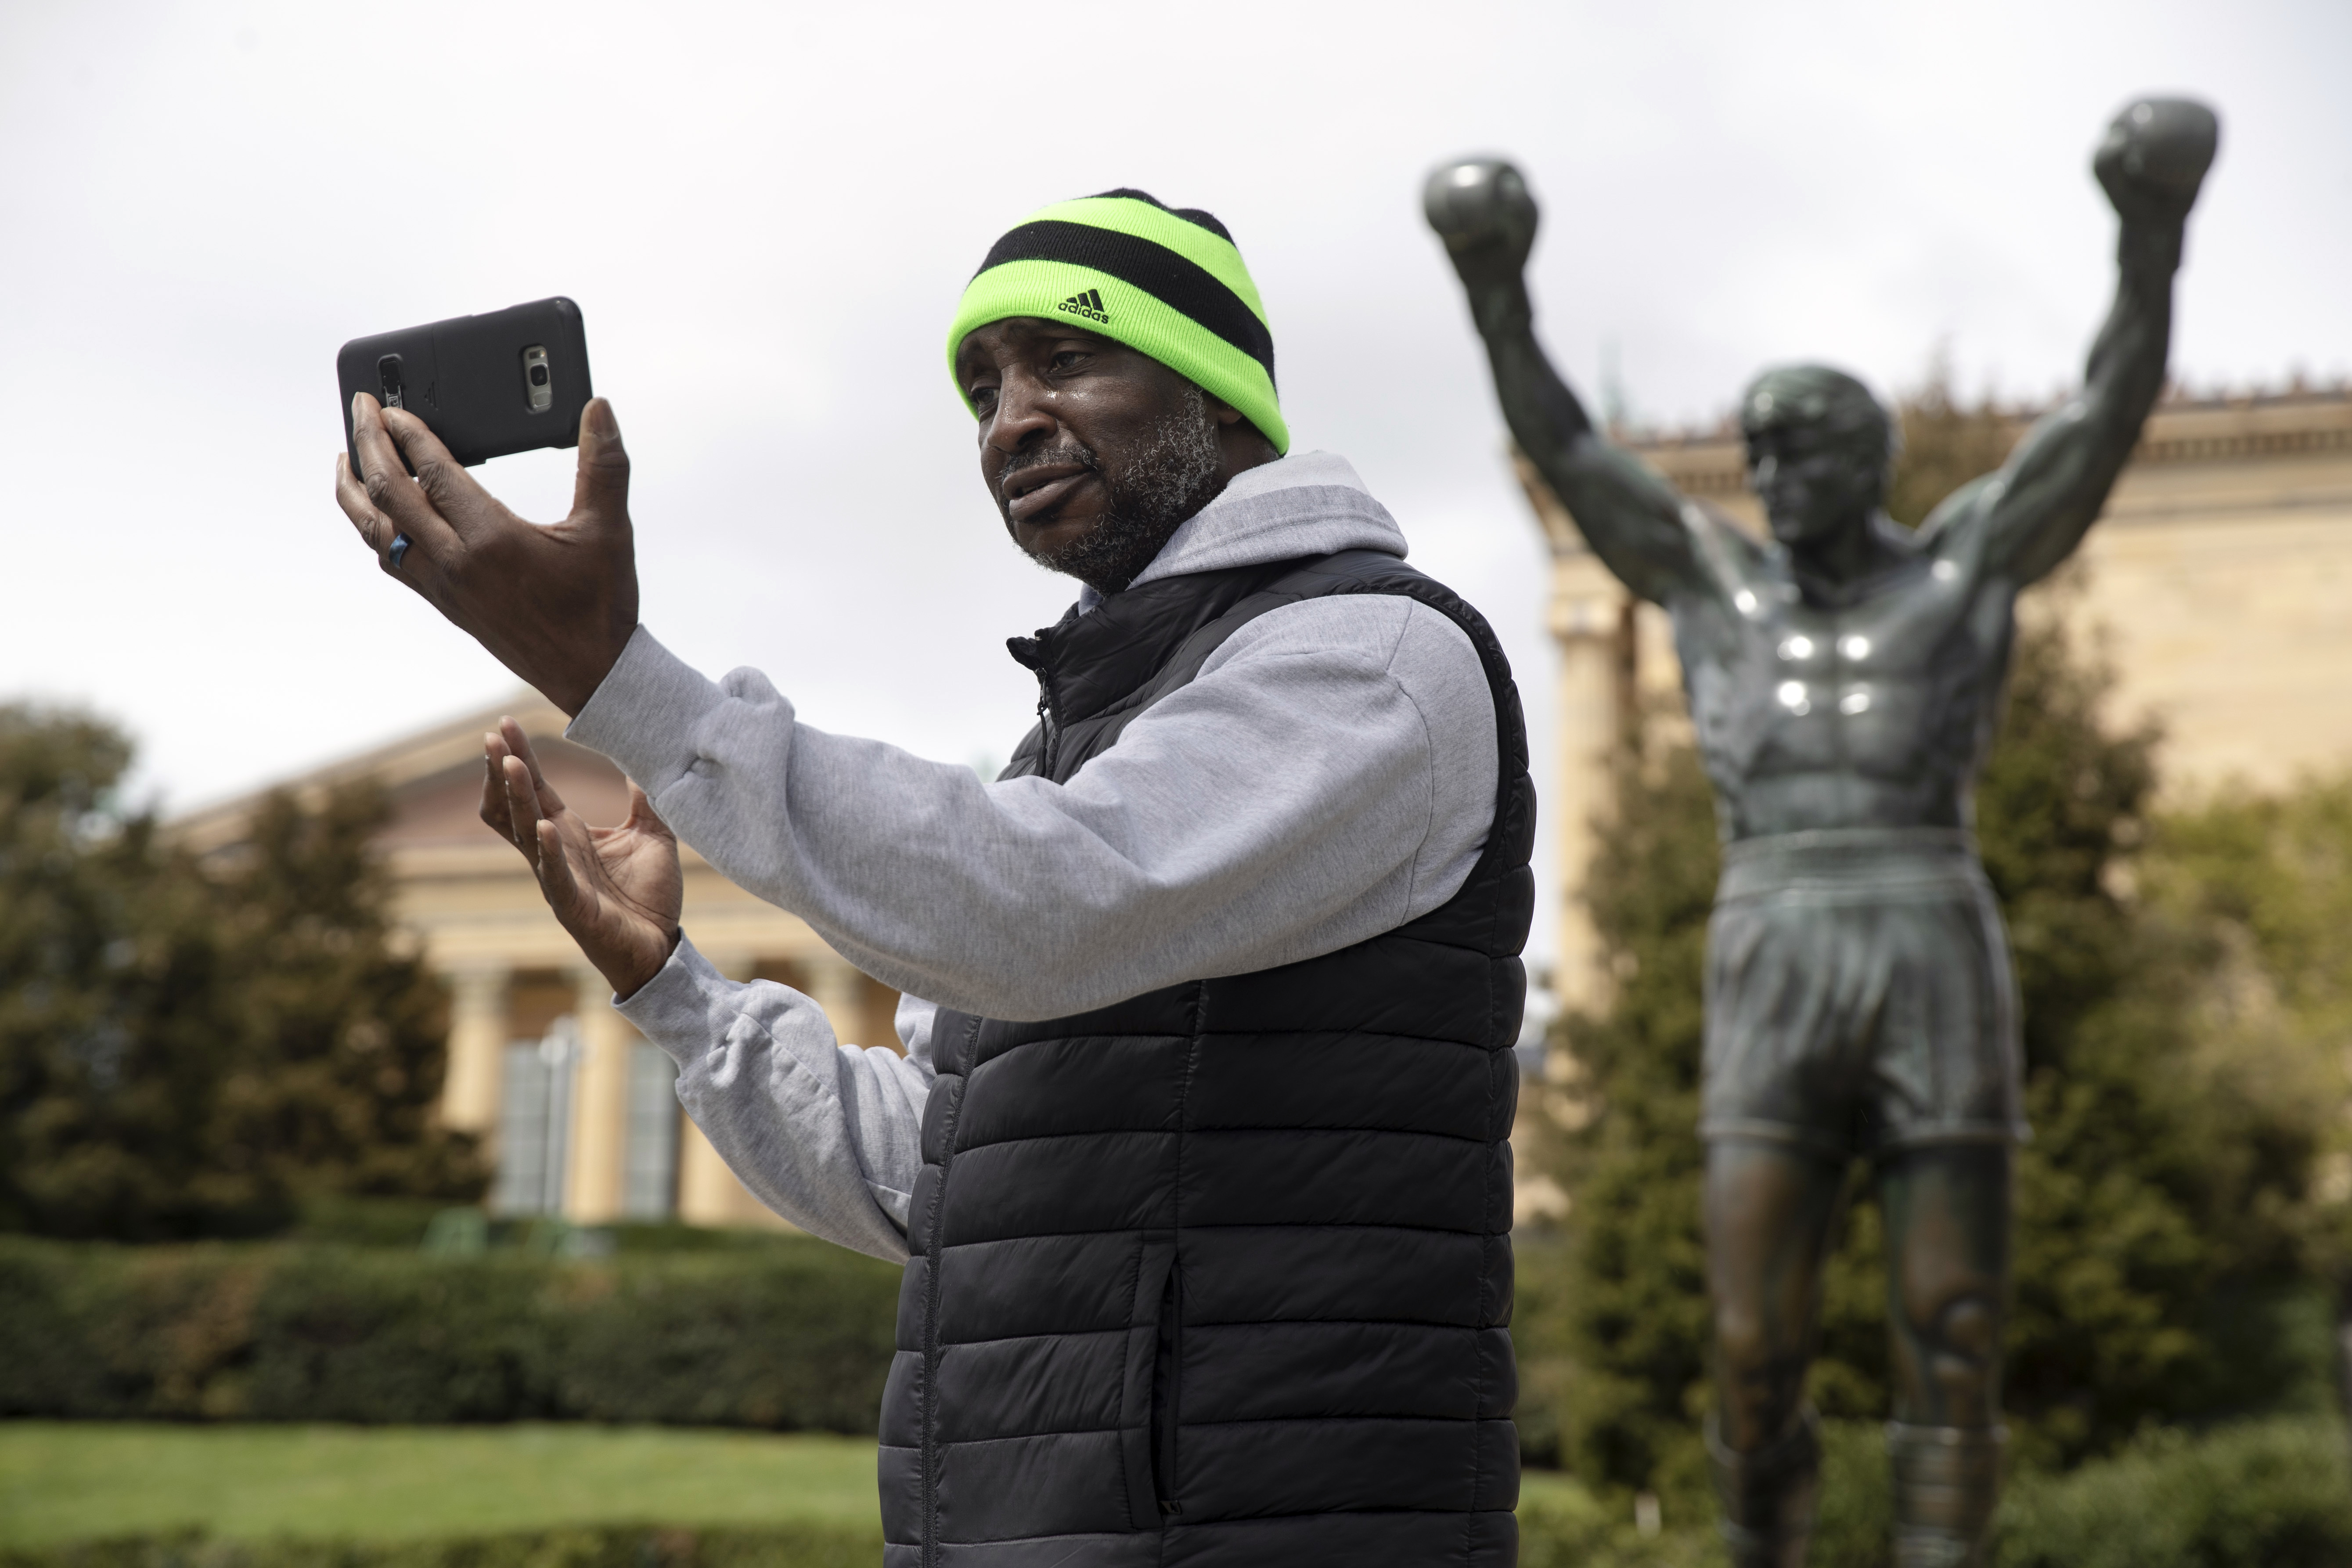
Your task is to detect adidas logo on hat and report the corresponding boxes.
[1056,288,1109,324]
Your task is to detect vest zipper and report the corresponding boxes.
[1034,667,1064,778]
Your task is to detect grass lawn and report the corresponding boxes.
[0,1422,1601,1547]
[0,1424,881,1546]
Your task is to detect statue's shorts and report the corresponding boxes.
[1698,828,2028,1161]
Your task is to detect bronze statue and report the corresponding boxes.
[1426,98,2216,1568]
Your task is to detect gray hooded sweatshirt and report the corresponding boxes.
[570,451,1499,1262]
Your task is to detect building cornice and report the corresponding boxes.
[1523,388,2352,542]
[169,690,570,855]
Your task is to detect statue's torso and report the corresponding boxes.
[1670,507,2017,841]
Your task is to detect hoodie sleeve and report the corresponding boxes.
[569,592,1496,1022]
[613,935,935,1261]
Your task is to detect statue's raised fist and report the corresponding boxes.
[2094,97,2218,226]
[1423,158,1539,284]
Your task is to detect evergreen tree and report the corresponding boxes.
[1883,351,2023,533]
[208,785,486,1203]
[0,705,249,1237]
[0,707,484,1238]
[1533,734,1718,1492]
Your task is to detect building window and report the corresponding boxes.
[623,1044,681,1221]
[493,1016,579,1215]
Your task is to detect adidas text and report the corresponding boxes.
[1056,288,1109,324]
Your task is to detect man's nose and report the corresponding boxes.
[987,372,1058,455]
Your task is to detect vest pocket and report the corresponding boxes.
[1120,1239,1179,1528]
[1150,1263,1181,1517]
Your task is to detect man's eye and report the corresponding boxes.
[969,386,998,412]
[1050,351,1085,371]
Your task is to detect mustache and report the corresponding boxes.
[997,439,1101,495]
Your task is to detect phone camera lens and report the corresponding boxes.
[520,345,555,414]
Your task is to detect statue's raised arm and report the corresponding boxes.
[1923,98,2218,582]
[1424,160,1710,606]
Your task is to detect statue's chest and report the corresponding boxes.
[1679,566,1993,775]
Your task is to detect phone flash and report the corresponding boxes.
[521,345,553,413]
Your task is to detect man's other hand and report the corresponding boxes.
[481,717,682,998]
[335,395,640,717]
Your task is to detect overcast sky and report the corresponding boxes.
[5,0,2347,971]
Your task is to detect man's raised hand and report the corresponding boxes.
[481,717,682,999]
[335,396,640,716]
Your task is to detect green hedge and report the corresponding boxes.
[0,1236,901,1429]
[0,1525,882,1568]
[1995,1416,2352,1568]
[1518,1415,2352,1568]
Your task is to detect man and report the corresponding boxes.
[335,189,1532,1567]
[1423,101,2215,1568]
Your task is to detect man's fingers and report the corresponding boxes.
[335,454,393,555]
[499,716,551,791]
[498,716,573,819]
[501,754,544,870]
[381,406,499,537]
[349,393,461,569]
[480,733,518,840]
[569,399,633,527]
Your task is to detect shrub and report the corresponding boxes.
[0,1523,884,1568]
[1511,1415,2352,1568]
[0,1235,901,1431]
[1996,1416,2352,1568]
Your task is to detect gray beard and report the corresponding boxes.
[1019,387,1227,595]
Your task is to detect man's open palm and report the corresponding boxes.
[482,718,681,997]
[335,395,640,716]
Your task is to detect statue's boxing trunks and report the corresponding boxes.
[1699,828,2028,1158]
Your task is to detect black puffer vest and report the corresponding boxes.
[878,549,1534,1568]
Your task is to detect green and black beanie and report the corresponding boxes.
[947,188,1288,454]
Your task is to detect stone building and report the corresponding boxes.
[175,699,901,1230]
[1525,385,2352,1016]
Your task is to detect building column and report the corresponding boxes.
[1549,551,1632,1016]
[563,967,635,1223]
[440,965,511,1139]
[1513,448,1637,1016]
[804,950,872,1049]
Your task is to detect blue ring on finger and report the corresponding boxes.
[389,532,412,570]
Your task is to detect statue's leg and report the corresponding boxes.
[1878,1142,2012,1568]
[1704,1137,1847,1568]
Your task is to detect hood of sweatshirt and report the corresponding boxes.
[1073,451,1405,613]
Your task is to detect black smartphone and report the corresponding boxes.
[338,297,593,472]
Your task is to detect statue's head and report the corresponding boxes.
[1737,364,1897,550]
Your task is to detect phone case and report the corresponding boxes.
[337,297,593,471]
